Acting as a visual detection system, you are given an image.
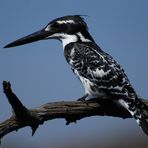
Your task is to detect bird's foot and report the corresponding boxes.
[77,94,88,105]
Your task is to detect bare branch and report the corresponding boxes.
[0,81,148,143]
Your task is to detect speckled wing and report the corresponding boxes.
[65,42,148,135]
[67,42,136,100]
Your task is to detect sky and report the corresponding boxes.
[0,0,148,147]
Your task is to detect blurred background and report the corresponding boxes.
[0,0,148,147]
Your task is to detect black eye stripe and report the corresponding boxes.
[51,22,59,29]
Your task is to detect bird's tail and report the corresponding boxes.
[119,99,148,136]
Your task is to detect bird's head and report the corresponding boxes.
[4,15,94,48]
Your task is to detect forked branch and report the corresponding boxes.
[0,81,148,143]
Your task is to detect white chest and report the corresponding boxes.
[74,69,107,99]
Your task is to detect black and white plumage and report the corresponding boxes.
[4,15,148,135]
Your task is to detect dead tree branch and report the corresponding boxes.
[0,81,148,143]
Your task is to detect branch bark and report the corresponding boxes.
[0,81,148,143]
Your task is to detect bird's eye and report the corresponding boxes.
[51,22,59,30]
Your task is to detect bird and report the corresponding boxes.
[4,15,148,135]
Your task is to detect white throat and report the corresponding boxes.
[61,32,92,48]
[61,34,78,48]
[48,32,92,49]
[47,33,78,49]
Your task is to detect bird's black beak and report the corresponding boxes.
[4,28,52,48]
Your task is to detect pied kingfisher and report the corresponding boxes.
[4,15,148,135]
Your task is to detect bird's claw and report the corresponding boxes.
[77,95,88,105]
